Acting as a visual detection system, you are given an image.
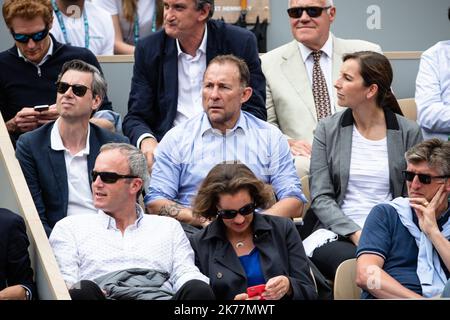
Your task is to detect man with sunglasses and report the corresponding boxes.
[0,0,117,146]
[261,0,381,179]
[15,59,128,237]
[49,143,214,300]
[356,139,450,299]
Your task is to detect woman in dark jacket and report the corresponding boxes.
[189,163,317,300]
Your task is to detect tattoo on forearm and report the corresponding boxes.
[158,203,184,218]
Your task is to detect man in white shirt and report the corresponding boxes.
[415,7,450,141]
[50,0,114,55]
[15,59,128,236]
[50,143,214,300]
[261,0,381,178]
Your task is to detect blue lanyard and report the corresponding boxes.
[52,0,89,49]
[133,8,157,45]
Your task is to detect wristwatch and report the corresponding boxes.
[22,286,31,300]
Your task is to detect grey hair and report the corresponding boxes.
[57,59,107,100]
[195,0,214,19]
[405,139,450,176]
[99,143,149,188]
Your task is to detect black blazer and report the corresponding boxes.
[123,19,267,145]
[0,208,35,297]
[189,214,318,300]
[15,122,129,236]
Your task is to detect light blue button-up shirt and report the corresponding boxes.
[145,111,306,207]
[415,40,450,141]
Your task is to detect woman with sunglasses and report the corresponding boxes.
[189,163,317,300]
[307,51,423,282]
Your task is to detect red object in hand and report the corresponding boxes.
[247,284,266,300]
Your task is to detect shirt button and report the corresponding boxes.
[216,272,223,279]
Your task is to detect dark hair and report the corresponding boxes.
[3,0,53,29]
[206,54,250,88]
[405,139,450,176]
[192,162,275,219]
[343,51,403,115]
[57,59,107,100]
[195,0,214,19]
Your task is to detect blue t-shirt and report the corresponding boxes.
[357,202,450,299]
[239,248,266,287]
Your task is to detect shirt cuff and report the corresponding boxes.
[20,285,32,300]
[137,133,156,149]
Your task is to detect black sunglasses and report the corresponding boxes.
[11,28,49,43]
[56,81,92,97]
[91,170,138,184]
[217,202,256,219]
[402,170,450,185]
[287,6,331,18]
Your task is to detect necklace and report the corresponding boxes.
[235,241,245,249]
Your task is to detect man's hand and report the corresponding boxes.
[89,117,115,132]
[6,107,40,133]
[288,139,312,157]
[0,285,27,300]
[36,104,59,124]
[140,137,159,172]
[410,184,447,237]
[349,230,362,246]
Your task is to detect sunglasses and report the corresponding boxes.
[56,81,92,97]
[91,170,138,184]
[11,28,49,43]
[287,6,331,18]
[402,170,450,185]
[217,203,256,219]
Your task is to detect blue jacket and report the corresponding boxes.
[189,213,318,300]
[0,208,35,298]
[123,19,267,145]
[15,122,129,236]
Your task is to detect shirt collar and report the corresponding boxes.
[17,36,54,66]
[50,118,91,155]
[340,107,400,130]
[176,25,208,57]
[200,111,246,136]
[100,204,145,230]
[297,32,333,63]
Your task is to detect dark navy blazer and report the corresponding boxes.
[15,122,129,236]
[123,19,267,145]
[0,208,35,297]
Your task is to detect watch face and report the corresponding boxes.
[24,288,30,300]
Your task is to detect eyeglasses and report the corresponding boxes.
[11,28,49,43]
[287,6,331,18]
[402,170,450,185]
[91,171,138,184]
[56,81,92,97]
[217,203,256,219]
